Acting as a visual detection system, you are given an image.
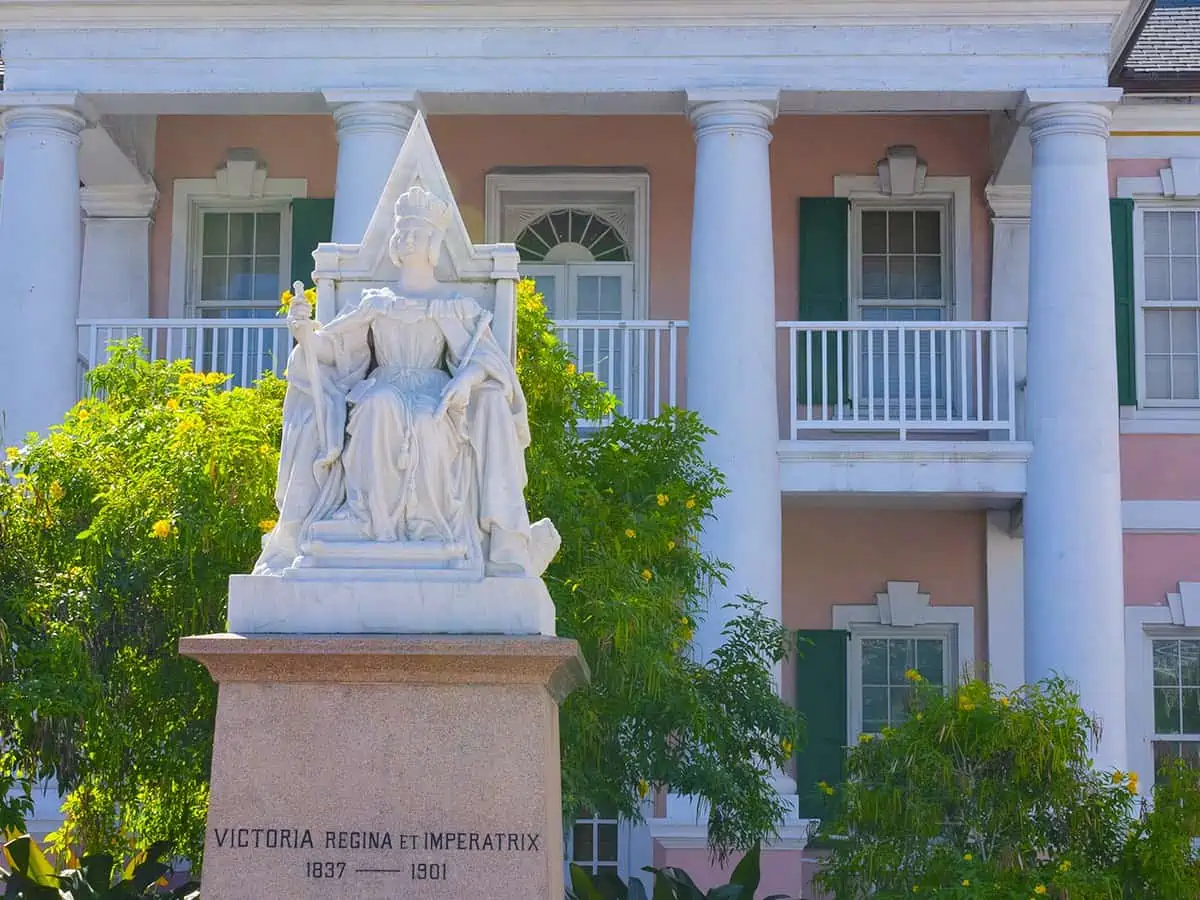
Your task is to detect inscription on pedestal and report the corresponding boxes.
[209,825,543,889]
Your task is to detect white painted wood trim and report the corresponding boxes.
[168,175,307,317]
[1122,501,1200,534]
[1119,407,1200,434]
[484,171,650,318]
[985,510,1024,691]
[834,174,972,322]
[1118,176,1167,199]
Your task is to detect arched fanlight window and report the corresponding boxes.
[515,209,630,263]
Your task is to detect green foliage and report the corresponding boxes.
[813,676,1200,899]
[0,280,798,865]
[567,842,792,899]
[1,835,198,900]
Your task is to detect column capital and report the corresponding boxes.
[324,89,424,139]
[1018,88,1122,143]
[81,183,159,219]
[686,89,779,140]
[985,183,1031,220]
[0,95,88,142]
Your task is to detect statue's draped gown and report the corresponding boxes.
[254,289,535,575]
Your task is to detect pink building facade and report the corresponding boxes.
[1,0,1198,895]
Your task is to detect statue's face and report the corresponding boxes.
[390,224,439,270]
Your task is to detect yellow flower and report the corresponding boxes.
[1126,771,1139,794]
[958,696,976,712]
[76,408,90,421]
[150,519,173,539]
[178,372,204,388]
[904,668,923,683]
[258,518,277,533]
[780,738,793,757]
[858,733,873,743]
[1111,771,1125,784]
[5,447,19,463]
[259,444,273,456]
[963,853,972,861]
[961,880,970,888]
[685,498,696,509]
[49,481,65,502]
[641,569,653,582]
[1000,695,1010,707]
[1034,886,1047,896]
[280,289,294,303]
[915,712,924,721]
[667,540,676,551]
[204,372,227,386]
[1058,860,1071,873]
[656,493,669,507]
[166,398,180,411]
[637,779,649,799]
[816,780,834,797]
[625,528,636,538]
[912,888,919,894]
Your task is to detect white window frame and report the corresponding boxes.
[1118,173,1200,431]
[847,624,956,738]
[848,200,955,322]
[563,807,650,889]
[833,581,975,744]
[834,173,972,323]
[484,172,650,318]
[1131,201,1200,410]
[1126,593,1200,797]
[168,169,307,318]
[186,204,294,317]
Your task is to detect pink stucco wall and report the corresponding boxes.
[1124,533,1200,607]
[151,113,994,321]
[1108,157,1166,195]
[1121,435,1200,500]
[780,506,988,705]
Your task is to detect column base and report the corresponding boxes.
[180,633,587,900]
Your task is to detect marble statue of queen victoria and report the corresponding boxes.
[254,184,558,579]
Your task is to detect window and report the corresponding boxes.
[852,204,954,416]
[1151,637,1200,775]
[188,207,291,382]
[1140,208,1200,404]
[196,210,286,319]
[851,629,952,737]
[565,810,620,879]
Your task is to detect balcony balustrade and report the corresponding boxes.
[78,318,1026,442]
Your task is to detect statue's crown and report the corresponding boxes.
[394,184,453,234]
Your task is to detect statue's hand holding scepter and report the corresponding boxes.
[284,280,338,472]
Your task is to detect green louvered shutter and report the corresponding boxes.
[793,629,849,822]
[289,198,336,289]
[1111,198,1137,407]
[797,198,851,405]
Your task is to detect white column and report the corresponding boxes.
[1022,89,1126,770]
[0,100,86,445]
[324,90,421,245]
[79,184,157,319]
[686,91,782,663]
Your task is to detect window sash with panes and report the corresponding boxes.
[1140,208,1200,405]
[853,206,953,416]
[1151,638,1200,775]
[515,207,641,417]
[855,631,950,737]
[191,209,288,383]
[565,810,620,878]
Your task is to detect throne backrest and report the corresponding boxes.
[307,113,521,360]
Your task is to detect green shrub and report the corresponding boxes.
[813,676,1200,899]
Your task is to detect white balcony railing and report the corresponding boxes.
[782,321,1025,441]
[553,320,685,423]
[78,318,1025,441]
[78,318,291,390]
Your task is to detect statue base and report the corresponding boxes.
[179,634,588,900]
[228,574,557,636]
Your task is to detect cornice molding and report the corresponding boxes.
[1112,101,1200,134]
[0,0,1133,28]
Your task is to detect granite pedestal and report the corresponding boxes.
[180,632,587,900]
